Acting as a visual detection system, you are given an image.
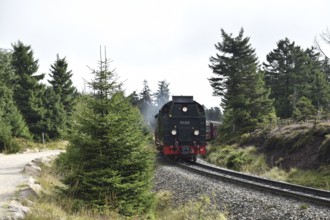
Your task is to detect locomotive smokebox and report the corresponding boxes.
[155,95,207,161]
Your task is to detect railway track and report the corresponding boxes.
[176,160,330,207]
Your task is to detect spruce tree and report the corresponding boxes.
[154,80,170,107]
[48,55,77,117]
[42,87,67,139]
[138,80,155,126]
[209,28,276,135]
[128,91,140,106]
[59,52,154,215]
[47,55,77,137]
[139,80,152,111]
[0,49,31,151]
[321,57,330,82]
[11,41,46,138]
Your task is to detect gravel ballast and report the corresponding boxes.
[154,159,330,220]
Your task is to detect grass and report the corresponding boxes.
[207,145,268,174]
[155,191,227,220]
[2,138,68,154]
[287,166,330,190]
[206,144,330,190]
[25,144,227,220]
[25,159,127,220]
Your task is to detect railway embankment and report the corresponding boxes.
[206,122,330,190]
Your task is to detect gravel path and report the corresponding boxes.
[0,150,62,217]
[154,158,330,220]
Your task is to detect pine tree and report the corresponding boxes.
[59,51,154,215]
[263,38,300,118]
[292,96,316,122]
[209,28,276,135]
[11,41,46,138]
[264,40,330,118]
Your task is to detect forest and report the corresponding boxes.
[209,28,330,139]
[1,27,330,216]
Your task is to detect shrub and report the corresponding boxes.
[207,145,266,172]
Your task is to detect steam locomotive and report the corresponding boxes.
[154,96,207,162]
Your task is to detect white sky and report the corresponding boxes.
[1,0,330,108]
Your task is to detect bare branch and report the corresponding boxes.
[320,28,330,44]
[314,36,329,59]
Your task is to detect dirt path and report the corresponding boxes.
[0,150,62,217]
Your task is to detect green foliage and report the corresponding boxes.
[11,41,46,138]
[287,166,330,190]
[292,96,316,122]
[207,145,267,172]
[0,49,31,151]
[48,54,77,119]
[44,54,78,139]
[264,39,330,119]
[26,161,226,219]
[205,106,222,121]
[0,49,17,85]
[58,54,154,216]
[42,87,67,139]
[319,134,330,164]
[61,93,155,215]
[209,28,276,138]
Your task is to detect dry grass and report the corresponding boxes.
[26,150,227,220]
[155,193,227,220]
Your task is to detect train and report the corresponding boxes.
[206,120,221,141]
[154,96,219,162]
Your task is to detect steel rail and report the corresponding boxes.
[176,161,330,207]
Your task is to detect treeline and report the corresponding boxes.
[129,79,222,127]
[0,41,77,152]
[209,28,330,139]
[0,41,155,215]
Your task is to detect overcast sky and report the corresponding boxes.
[1,0,329,108]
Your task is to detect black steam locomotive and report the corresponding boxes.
[154,96,206,162]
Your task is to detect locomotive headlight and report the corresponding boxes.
[171,130,177,135]
[182,106,188,112]
[194,130,200,136]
